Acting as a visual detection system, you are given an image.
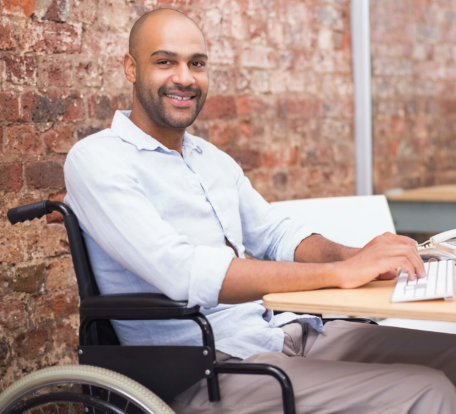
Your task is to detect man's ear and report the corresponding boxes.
[124,53,137,83]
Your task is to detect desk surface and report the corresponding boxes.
[263,280,456,322]
[387,185,456,203]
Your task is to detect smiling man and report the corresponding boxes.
[125,12,208,148]
[64,8,456,414]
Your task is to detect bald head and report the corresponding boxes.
[129,8,204,60]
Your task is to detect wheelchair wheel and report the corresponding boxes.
[0,364,175,414]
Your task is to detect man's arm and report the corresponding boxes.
[219,232,425,304]
[293,233,358,263]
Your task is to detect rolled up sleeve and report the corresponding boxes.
[189,246,235,307]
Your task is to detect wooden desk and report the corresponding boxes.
[387,185,456,234]
[263,279,456,322]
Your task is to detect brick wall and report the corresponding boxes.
[1,0,456,390]
[371,0,456,192]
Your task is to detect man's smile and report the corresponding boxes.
[163,90,199,108]
[166,94,192,101]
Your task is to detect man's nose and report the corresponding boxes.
[171,63,195,86]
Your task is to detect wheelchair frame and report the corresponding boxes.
[6,200,296,413]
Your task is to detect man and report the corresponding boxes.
[64,8,456,413]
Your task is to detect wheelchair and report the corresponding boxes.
[2,200,296,413]
[0,364,174,413]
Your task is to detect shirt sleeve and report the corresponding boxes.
[235,172,313,262]
[64,140,235,308]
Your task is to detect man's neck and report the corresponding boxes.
[129,109,185,154]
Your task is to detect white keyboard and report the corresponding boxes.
[391,259,455,302]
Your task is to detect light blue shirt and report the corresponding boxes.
[64,110,323,359]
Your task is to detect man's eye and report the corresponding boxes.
[191,61,206,68]
[157,60,171,65]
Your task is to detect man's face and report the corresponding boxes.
[132,16,209,131]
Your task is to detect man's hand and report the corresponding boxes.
[335,232,425,289]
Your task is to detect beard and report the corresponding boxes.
[135,82,207,130]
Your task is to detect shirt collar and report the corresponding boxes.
[111,110,202,154]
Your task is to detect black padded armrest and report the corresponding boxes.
[80,292,200,320]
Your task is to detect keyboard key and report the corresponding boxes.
[391,259,455,302]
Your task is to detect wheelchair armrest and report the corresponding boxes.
[79,292,217,359]
[80,292,200,320]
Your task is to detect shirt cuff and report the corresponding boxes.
[188,246,236,307]
[275,223,313,262]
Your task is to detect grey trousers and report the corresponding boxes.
[172,320,456,413]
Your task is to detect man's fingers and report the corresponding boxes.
[371,233,425,279]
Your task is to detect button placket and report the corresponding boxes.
[184,149,237,251]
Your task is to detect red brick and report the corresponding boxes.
[0,340,9,368]
[248,170,273,200]
[77,125,102,140]
[272,171,288,191]
[241,46,278,69]
[3,54,37,86]
[44,123,75,154]
[46,191,66,223]
[83,28,127,56]
[88,94,113,120]
[391,116,406,138]
[7,124,42,155]
[341,99,354,119]
[208,39,235,66]
[0,20,17,50]
[247,17,268,42]
[16,329,48,360]
[189,122,209,141]
[50,323,78,348]
[20,21,81,53]
[46,257,75,290]
[112,94,132,112]
[102,56,130,94]
[263,149,277,169]
[0,162,22,192]
[24,160,64,189]
[198,96,237,120]
[208,121,232,147]
[34,290,78,324]
[69,0,97,24]
[226,147,261,171]
[0,300,27,331]
[52,290,79,319]
[75,60,103,87]
[237,96,269,118]
[43,0,69,22]
[13,263,46,294]
[0,221,25,265]
[209,69,232,94]
[263,146,298,169]
[3,0,35,17]
[238,121,252,142]
[38,57,73,88]
[62,93,84,121]
[439,99,456,115]
[21,223,69,261]
[0,92,19,121]
[21,91,84,123]
[276,99,319,119]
